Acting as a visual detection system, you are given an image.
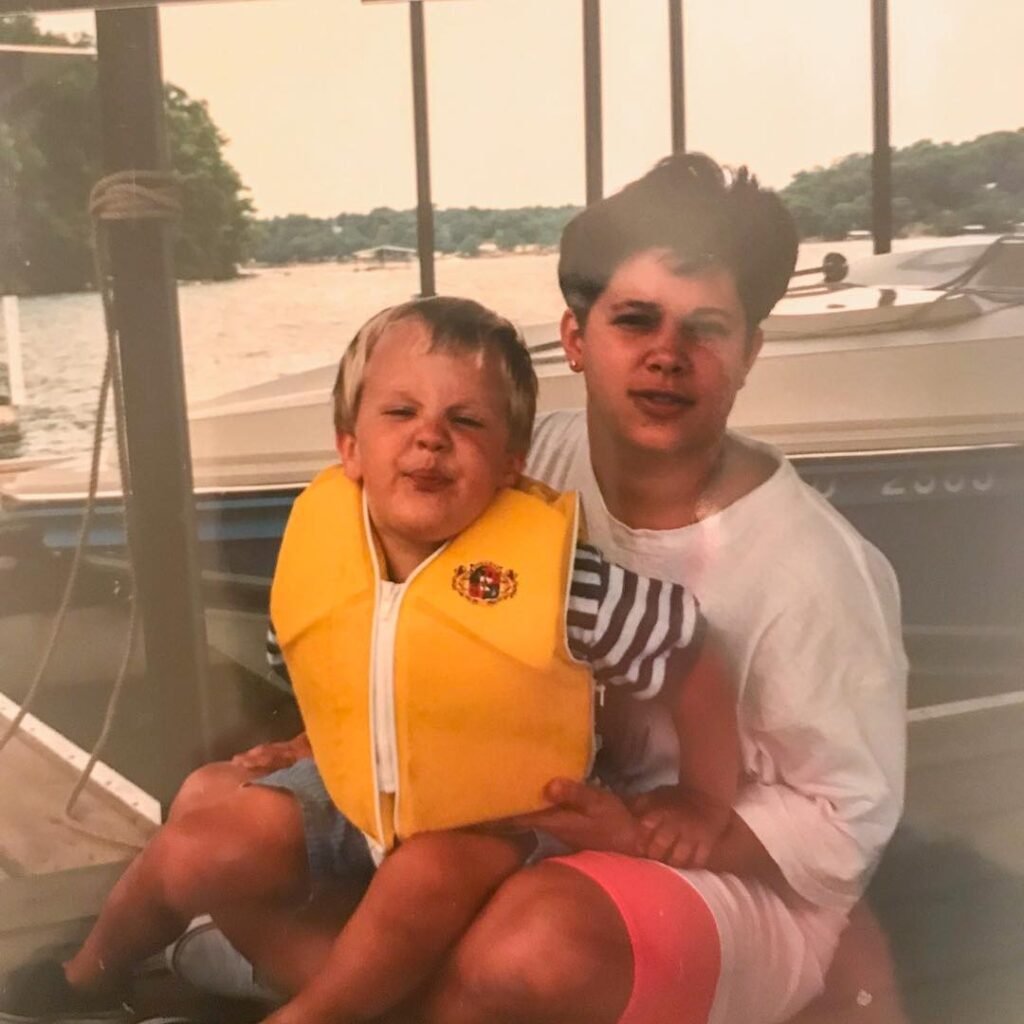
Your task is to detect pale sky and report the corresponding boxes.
[37,0,1024,218]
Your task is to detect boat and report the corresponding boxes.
[2,235,1022,653]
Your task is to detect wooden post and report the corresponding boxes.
[95,5,211,811]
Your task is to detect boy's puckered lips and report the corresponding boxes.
[404,468,454,491]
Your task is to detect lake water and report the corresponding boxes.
[0,236,979,461]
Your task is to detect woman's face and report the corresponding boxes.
[562,248,762,460]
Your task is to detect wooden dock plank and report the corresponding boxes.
[0,730,153,874]
[870,699,1024,1023]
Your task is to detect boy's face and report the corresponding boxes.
[338,318,523,574]
[561,248,762,460]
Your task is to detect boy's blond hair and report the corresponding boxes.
[333,296,537,455]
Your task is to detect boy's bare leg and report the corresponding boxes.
[262,830,527,1024]
[62,783,309,996]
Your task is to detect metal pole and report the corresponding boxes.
[2,296,25,407]
[0,53,23,301]
[871,0,892,254]
[94,6,211,810]
[409,0,435,297]
[668,0,685,153]
[0,59,22,409]
[582,0,603,205]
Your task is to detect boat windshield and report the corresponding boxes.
[845,243,990,288]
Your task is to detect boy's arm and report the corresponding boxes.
[230,620,309,772]
[670,636,740,813]
[631,636,741,868]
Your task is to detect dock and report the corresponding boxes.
[2,655,1022,1023]
[873,695,1024,1022]
[0,692,157,967]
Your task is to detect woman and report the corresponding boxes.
[444,153,907,1024]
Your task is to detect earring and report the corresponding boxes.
[568,358,581,372]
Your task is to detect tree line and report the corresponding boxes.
[255,130,1024,265]
[2,14,1021,294]
[251,205,579,264]
[780,130,1024,240]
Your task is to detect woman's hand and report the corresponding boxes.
[230,732,312,773]
[629,786,732,869]
[512,778,642,856]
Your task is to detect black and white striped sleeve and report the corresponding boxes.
[567,543,704,700]
[266,623,293,693]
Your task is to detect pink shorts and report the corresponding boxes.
[550,851,720,1024]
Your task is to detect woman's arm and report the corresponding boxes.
[231,731,311,772]
[514,779,799,901]
[703,809,798,897]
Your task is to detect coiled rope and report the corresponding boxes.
[0,170,181,838]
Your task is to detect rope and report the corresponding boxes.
[0,170,181,835]
[89,170,183,225]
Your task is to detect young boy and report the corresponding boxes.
[255,295,739,1024]
[0,296,738,1024]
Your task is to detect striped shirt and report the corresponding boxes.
[267,542,703,702]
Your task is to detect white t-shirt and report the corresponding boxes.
[527,410,908,912]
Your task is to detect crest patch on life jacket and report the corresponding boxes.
[452,561,518,604]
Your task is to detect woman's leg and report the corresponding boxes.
[786,901,908,1024]
[261,830,526,1024]
[421,852,721,1024]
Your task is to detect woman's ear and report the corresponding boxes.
[560,308,584,372]
[336,432,363,482]
[739,327,764,388]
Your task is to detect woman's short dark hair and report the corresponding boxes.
[558,152,798,331]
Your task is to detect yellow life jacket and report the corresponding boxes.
[270,466,593,851]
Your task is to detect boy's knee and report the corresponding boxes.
[155,788,307,909]
[167,761,250,822]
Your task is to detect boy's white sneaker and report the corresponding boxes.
[163,917,280,1003]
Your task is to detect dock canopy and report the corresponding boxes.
[1,0,262,11]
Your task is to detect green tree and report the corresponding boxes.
[457,231,482,257]
[0,15,253,294]
[781,129,1024,239]
[166,84,253,280]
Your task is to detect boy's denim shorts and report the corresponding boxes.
[252,758,562,888]
[253,757,377,889]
